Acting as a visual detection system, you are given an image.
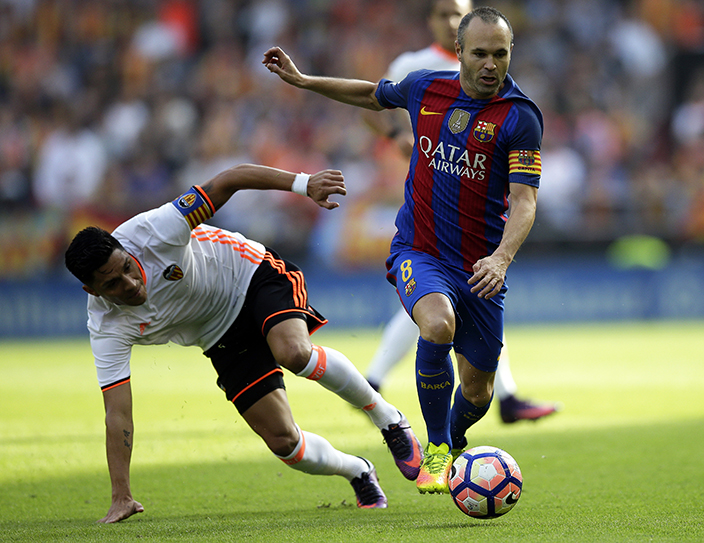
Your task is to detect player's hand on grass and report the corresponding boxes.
[98,497,144,524]
[308,169,346,209]
[468,255,508,299]
[262,46,304,87]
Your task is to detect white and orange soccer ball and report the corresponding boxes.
[449,446,523,518]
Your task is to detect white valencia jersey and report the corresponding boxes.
[87,185,265,389]
[386,43,459,82]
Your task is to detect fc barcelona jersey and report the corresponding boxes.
[375,71,543,272]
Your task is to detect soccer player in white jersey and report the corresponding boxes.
[65,164,424,523]
[362,0,558,424]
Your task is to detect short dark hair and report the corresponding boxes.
[65,226,124,285]
[457,6,514,51]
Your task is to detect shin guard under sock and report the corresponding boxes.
[415,337,454,446]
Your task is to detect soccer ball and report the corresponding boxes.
[449,446,522,518]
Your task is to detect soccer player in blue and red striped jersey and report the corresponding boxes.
[264,6,542,494]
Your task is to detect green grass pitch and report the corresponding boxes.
[1,321,703,542]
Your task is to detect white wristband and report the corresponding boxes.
[291,173,310,196]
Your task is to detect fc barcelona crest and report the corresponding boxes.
[448,109,471,134]
[473,120,496,143]
[517,150,536,165]
[163,264,184,281]
[405,278,417,297]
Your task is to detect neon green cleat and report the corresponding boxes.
[416,443,452,494]
[451,436,467,463]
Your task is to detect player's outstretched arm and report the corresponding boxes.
[99,383,144,523]
[262,46,384,111]
[201,164,346,211]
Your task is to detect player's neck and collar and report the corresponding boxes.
[496,73,519,99]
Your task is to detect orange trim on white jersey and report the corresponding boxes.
[128,253,147,286]
[191,227,265,265]
[430,42,458,63]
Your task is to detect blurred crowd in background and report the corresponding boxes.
[1,0,703,278]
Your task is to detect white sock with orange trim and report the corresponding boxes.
[296,345,401,430]
[276,427,368,481]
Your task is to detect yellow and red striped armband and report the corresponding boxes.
[508,150,541,176]
[172,186,215,230]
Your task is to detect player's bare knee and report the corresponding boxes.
[275,342,312,374]
[419,317,454,344]
[266,426,300,457]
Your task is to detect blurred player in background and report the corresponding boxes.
[65,164,424,522]
[264,6,543,494]
[362,0,558,426]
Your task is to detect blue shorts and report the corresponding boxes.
[386,249,506,372]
